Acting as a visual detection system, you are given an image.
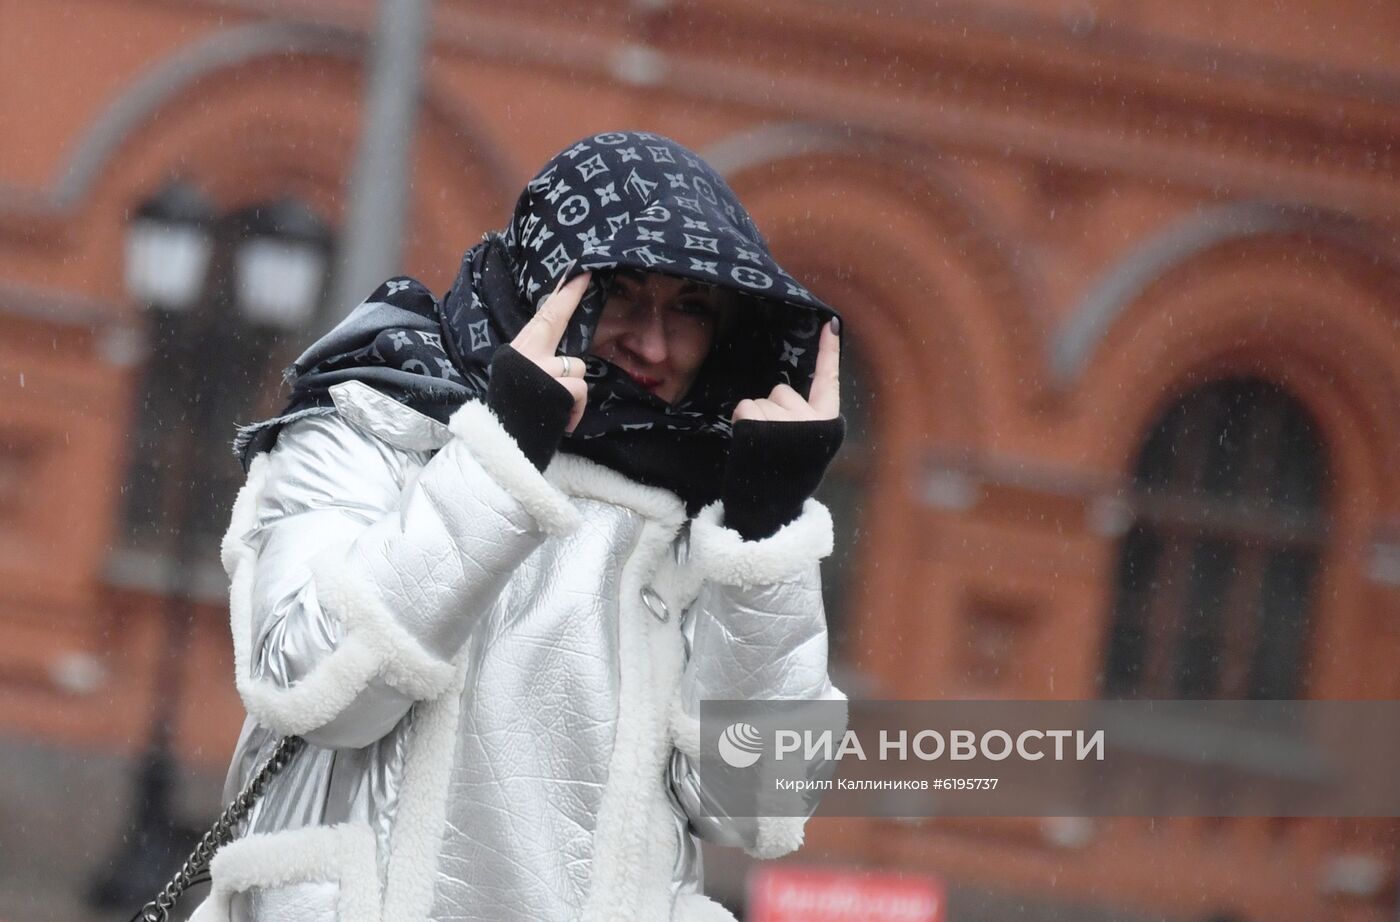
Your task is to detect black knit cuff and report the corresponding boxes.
[485,345,575,472]
[721,416,846,541]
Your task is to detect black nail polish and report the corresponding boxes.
[830,316,841,335]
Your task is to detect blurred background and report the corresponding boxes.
[1,0,1398,919]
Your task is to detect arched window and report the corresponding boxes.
[1102,378,1329,700]
[113,188,333,592]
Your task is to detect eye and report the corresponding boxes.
[615,269,646,286]
[673,298,719,319]
[607,271,643,298]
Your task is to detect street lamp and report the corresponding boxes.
[123,181,216,312]
[90,186,328,912]
[235,199,329,331]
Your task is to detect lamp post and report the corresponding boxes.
[89,184,327,912]
[329,0,428,314]
[89,180,217,911]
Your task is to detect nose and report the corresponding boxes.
[623,308,668,365]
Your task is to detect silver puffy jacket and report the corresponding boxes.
[190,379,844,922]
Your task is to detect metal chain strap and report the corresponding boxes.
[132,735,305,922]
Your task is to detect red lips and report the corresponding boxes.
[620,367,662,390]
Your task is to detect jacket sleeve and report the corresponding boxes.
[223,395,579,749]
[665,497,847,859]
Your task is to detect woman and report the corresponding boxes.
[197,131,847,922]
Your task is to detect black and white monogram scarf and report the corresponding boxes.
[235,130,841,512]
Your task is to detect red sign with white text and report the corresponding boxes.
[748,865,945,922]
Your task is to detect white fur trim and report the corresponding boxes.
[545,451,687,526]
[674,892,740,922]
[382,658,471,920]
[748,815,809,860]
[308,550,457,699]
[581,517,690,922]
[689,498,834,588]
[223,461,455,737]
[822,683,849,703]
[743,682,847,859]
[446,400,581,536]
[670,681,847,861]
[205,823,380,922]
[669,689,701,758]
[221,452,270,575]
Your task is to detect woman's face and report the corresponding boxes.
[588,269,730,404]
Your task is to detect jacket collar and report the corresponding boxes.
[329,381,452,453]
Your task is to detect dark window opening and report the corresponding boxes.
[1102,378,1329,700]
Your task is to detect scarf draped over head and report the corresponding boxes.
[235,130,841,513]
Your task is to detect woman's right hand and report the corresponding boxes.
[509,271,592,432]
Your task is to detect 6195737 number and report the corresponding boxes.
[931,778,998,790]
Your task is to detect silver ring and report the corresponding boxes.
[559,355,572,377]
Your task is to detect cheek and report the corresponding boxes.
[668,322,716,377]
[589,297,626,353]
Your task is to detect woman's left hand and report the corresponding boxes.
[731,319,841,423]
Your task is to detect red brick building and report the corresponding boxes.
[2,1,1398,919]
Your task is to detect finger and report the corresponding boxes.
[756,400,803,421]
[512,272,570,354]
[756,400,800,422]
[807,318,841,418]
[731,398,767,423]
[515,271,591,358]
[557,377,588,432]
[735,398,781,422]
[518,271,588,354]
[767,383,817,419]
